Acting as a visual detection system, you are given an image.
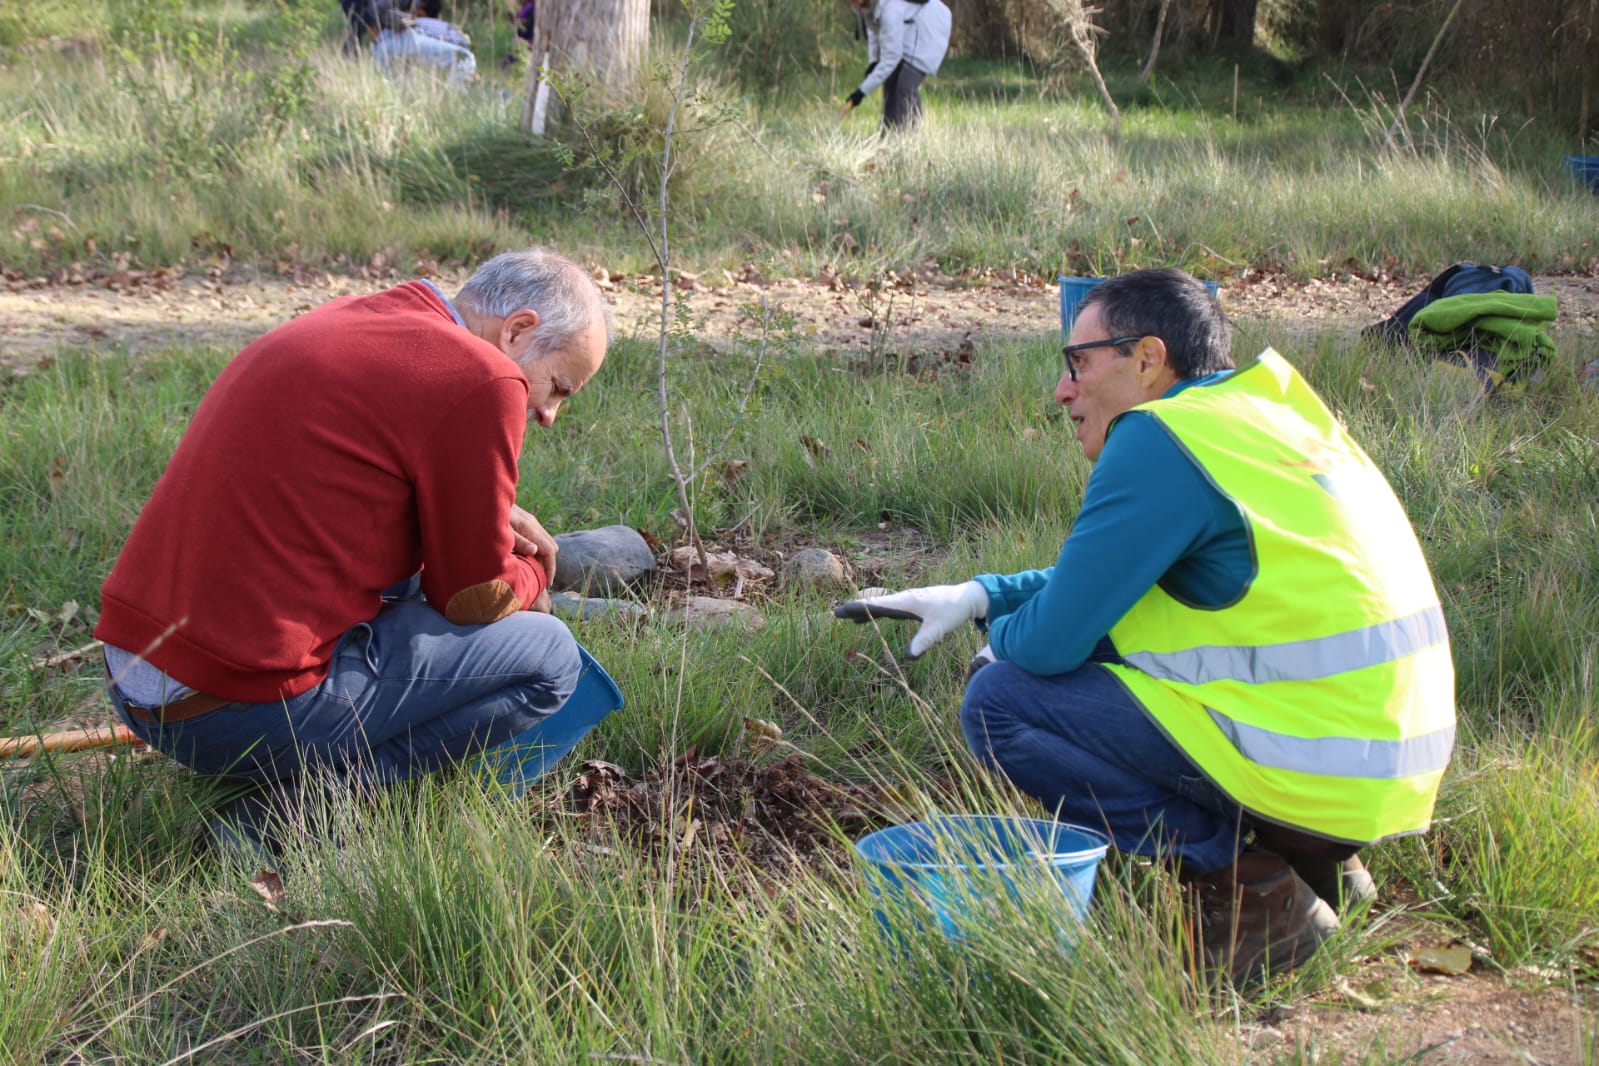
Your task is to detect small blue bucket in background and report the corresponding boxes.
[854,815,1109,946]
[1059,276,1107,332]
[1059,275,1221,334]
[480,644,623,793]
[1564,155,1599,193]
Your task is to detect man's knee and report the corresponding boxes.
[502,610,582,690]
[959,660,1030,758]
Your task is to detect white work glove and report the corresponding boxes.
[833,581,990,659]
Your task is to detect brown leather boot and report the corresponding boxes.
[1183,851,1340,985]
[1288,855,1377,911]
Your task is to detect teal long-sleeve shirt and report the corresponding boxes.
[974,371,1253,676]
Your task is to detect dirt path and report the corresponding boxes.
[4,263,1597,371]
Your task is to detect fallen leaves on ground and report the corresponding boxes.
[250,870,287,913]
[1409,942,1475,975]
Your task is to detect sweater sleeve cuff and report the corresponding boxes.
[972,573,1004,628]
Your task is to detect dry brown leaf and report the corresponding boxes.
[668,547,774,586]
[251,869,286,912]
[7,901,57,943]
[26,599,80,627]
[1409,943,1473,975]
[580,759,627,781]
[743,717,783,756]
[800,435,830,460]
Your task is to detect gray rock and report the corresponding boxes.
[549,592,649,623]
[781,548,848,591]
[551,525,657,595]
[663,596,765,633]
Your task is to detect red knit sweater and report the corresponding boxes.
[95,281,548,702]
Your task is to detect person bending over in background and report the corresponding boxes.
[410,0,472,49]
[96,247,610,853]
[839,268,1456,985]
[842,0,952,130]
[370,0,478,83]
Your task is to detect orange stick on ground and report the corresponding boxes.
[0,725,143,759]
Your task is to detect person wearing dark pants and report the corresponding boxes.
[881,62,926,128]
[340,0,379,54]
[842,0,951,131]
[839,268,1456,986]
[97,247,613,855]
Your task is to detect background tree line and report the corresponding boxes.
[700,0,1597,138]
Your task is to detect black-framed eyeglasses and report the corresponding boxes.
[1060,335,1145,381]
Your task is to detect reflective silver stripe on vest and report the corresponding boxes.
[1123,604,1448,686]
[1206,710,1455,778]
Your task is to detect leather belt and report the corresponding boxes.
[108,668,234,725]
[118,690,234,725]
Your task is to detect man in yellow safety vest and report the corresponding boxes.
[839,267,1456,984]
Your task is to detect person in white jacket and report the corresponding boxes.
[843,0,952,129]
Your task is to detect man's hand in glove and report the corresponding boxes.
[833,581,989,658]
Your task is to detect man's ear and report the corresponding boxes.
[500,308,542,350]
[1135,334,1172,385]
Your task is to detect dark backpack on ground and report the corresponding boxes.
[1363,263,1537,386]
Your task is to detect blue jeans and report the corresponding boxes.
[960,642,1246,872]
[110,600,582,788]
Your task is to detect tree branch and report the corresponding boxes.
[1381,0,1464,157]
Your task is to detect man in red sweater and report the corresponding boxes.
[96,246,610,850]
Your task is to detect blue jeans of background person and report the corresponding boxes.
[960,640,1246,873]
[110,600,581,788]
[372,27,479,83]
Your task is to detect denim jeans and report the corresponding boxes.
[372,28,478,83]
[959,641,1247,872]
[110,600,582,788]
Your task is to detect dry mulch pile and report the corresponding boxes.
[553,750,893,881]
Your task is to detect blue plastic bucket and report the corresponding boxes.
[854,815,1109,946]
[1059,275,1220,333]
[480,644,624,793]
[1564,155,1599,193]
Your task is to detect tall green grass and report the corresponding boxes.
[4,2,1597,278]
[3,316,1598,1059]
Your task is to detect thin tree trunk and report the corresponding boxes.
[1138,0,1171,84]
[1048,0,1119,138]
[1380,0,1465,156]
[522,0,648,133]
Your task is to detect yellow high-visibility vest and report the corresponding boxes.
[1104,350,1455,844]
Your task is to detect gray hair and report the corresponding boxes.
[455,247,612,360]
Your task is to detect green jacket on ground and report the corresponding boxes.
[1408,292,1559,380]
